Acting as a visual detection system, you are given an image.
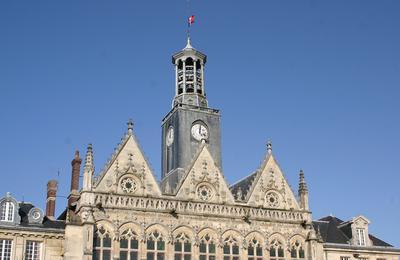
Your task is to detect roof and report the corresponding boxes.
[229,171,258,200]
[313,216,393,247]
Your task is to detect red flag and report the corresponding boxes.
[188,15,195,25]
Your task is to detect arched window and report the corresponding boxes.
[93,227,112,260]
[185,58,194,92]
[0,201,14,222]
[199,234,216,260]
[177,60,184,94]
[248,238,263,260]
[290,241,305,260]
[223,235,239,260]
[146,231,165,260]
[119,229,139,260]
[270,239,285,260]
[174,233,191,260]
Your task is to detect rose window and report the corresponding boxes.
[265,192,279,208]
[197,184,213,201]
[121,178,137,193]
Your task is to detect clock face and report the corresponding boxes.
[166,127,174,146]
[191,123,208,141]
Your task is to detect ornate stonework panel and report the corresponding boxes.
[175,145,235,204]
[93,135,161,197]
[246,154,300,210]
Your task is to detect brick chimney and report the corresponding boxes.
[68,150,82,207]
[46,180,58,219]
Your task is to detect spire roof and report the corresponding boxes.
[299,169,308,192]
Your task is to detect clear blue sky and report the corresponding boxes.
[1,0,399,246]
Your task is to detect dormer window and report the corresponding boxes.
[356,228,366,246]
[0,201,14,222]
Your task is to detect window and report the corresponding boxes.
[199,234,216,260]
[356,228,366,246]
[93,227,112,260]
[119,229,138,260]
[223,235,239,260]
[0,201,14,222]
[0,239,12,260]
[340,257,350,260]
[174,233,191,260]
[248,238,263,260]
[25,240,41,260]
[146,231,165,260]
[270,239,285,260]
[290,241,305,259]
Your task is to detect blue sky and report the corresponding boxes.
[0,0,399,246]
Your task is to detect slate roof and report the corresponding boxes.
[8,202,66,230]
[229,171,258,200]
[313,216,393,247]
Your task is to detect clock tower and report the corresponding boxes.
[161,38,221,193]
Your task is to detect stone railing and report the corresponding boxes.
[93,194,309,223]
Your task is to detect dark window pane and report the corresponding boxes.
[223,245,230,254]
[147,240,155,250]
[103,237,112,247]
[158,241,165,251]
[200,256,206,260]
[175,254,181,260]
[232,257,239,260]
[103,250,111,260]
[291,249,297,257]
[248,246,254,256]
[120,251,127,260]
[209,243,216,253]
[130,252,138,260]
[184,255,191,260]
[270,248,276,257]
[157,253,165,260]
[256,246,263,256]
[278,248,284,257]
[184,242,191,252]
[300,248,305,258]
[223,257,230,260]
[175,242,182,252]
[131,239,138,249]
[199,243,206,253]
[232,245,239,255]
[147,252,154,260]
[94,236,101,247]
[209,257,216,260]
[120,238,128,249]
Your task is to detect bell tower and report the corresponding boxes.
[161,38,221,193]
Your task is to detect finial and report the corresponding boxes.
[6,192,11,198]
[185,36,193,49]
[127,119,134,134]
[299,169,308,192]
[267,140,272,154]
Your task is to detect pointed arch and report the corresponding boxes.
[289,235,306,260]
[145,224,167,260]
[246,231,265,260]
[222,230,242,260]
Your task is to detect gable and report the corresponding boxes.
[94,133,161,197]
[243,153,300,210]
[175,144,235,204]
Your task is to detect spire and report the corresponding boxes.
[83,143,94,191]
[299,169,308,192]
[267,140,272,154]
[127,119,134,135]
[298,169,309,211]
[185,36,193,49]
